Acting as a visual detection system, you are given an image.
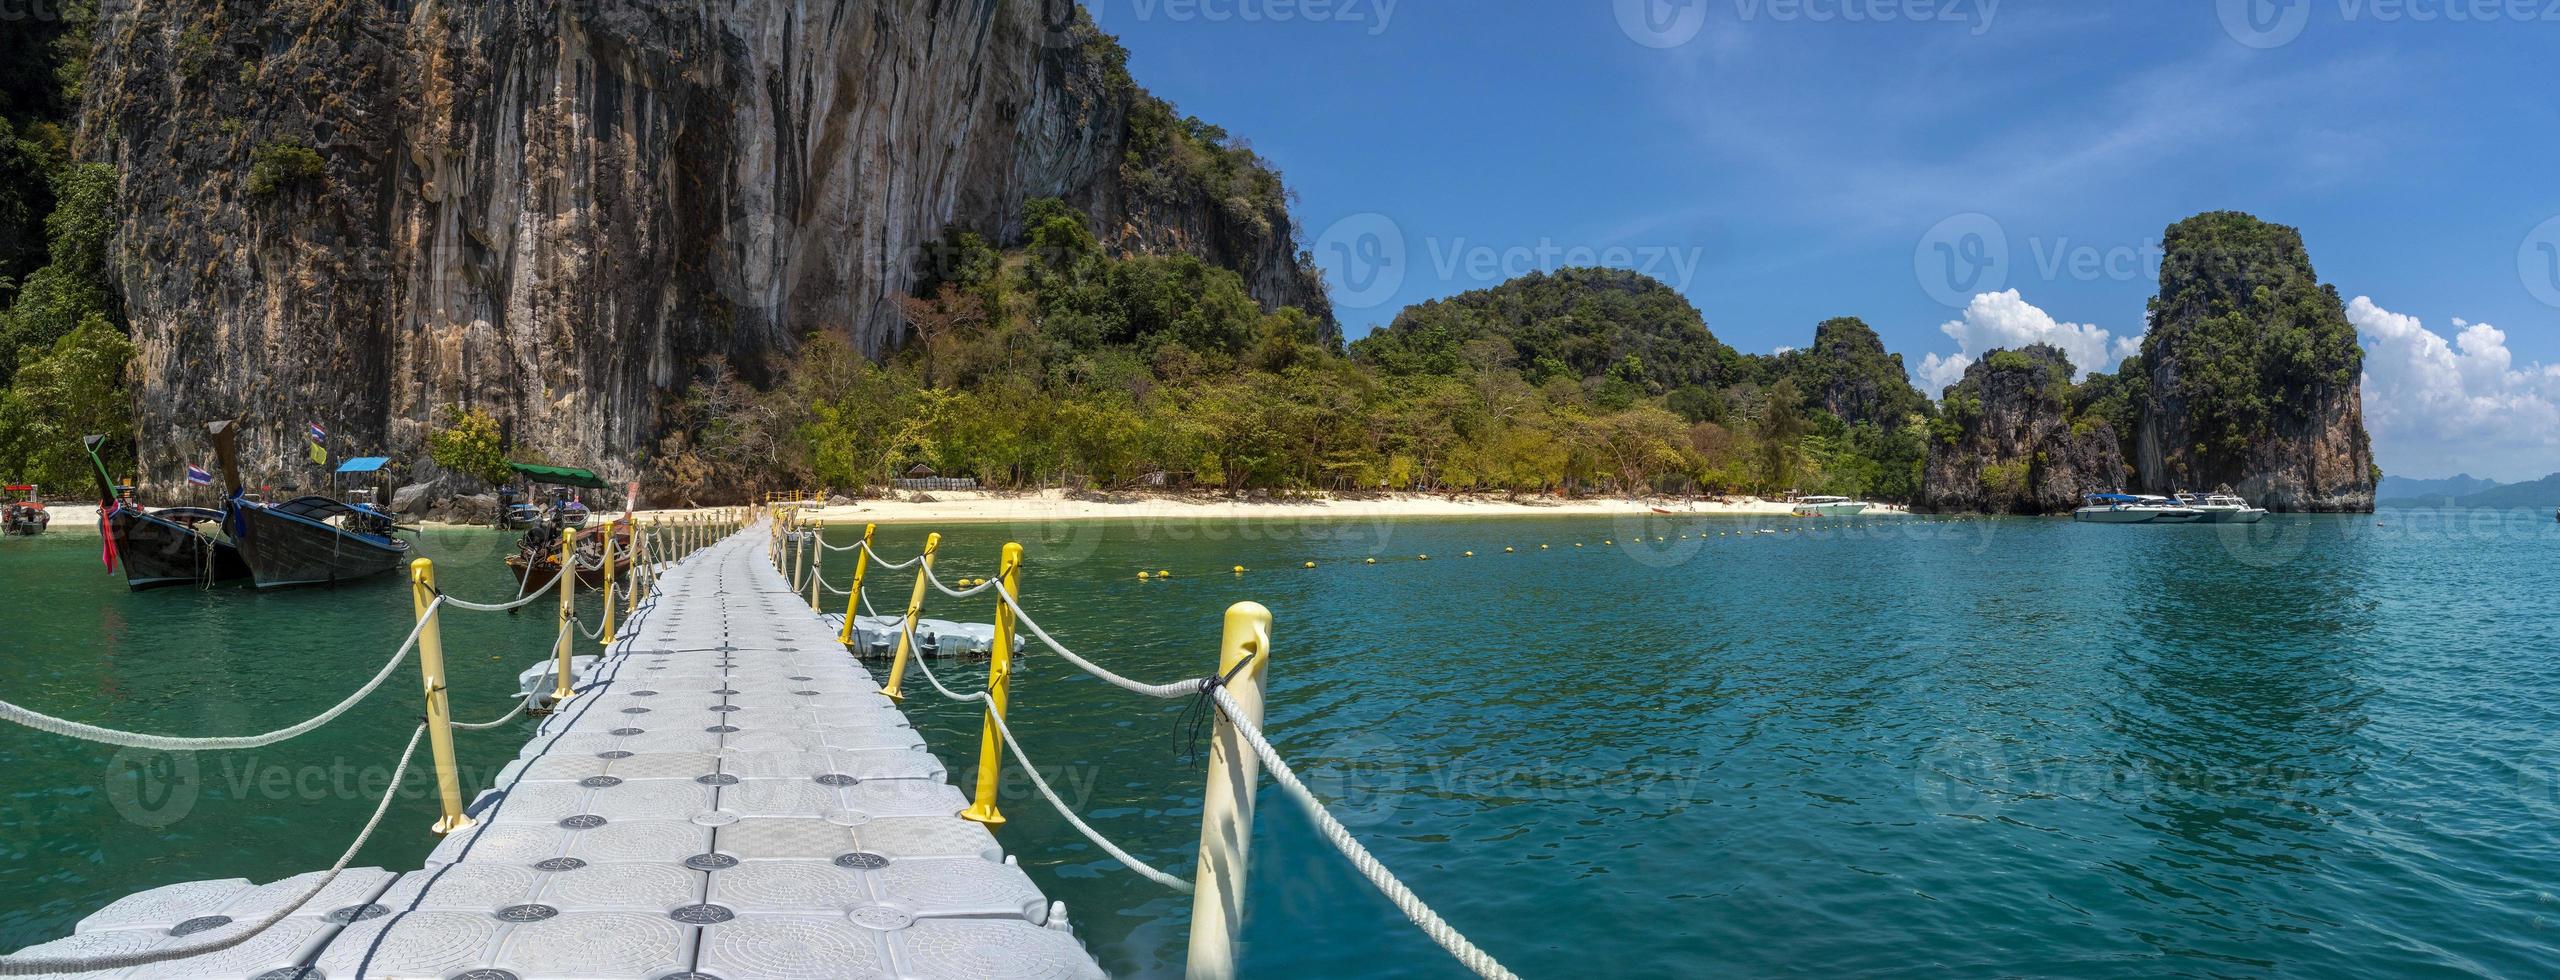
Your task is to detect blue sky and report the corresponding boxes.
[1092,0,2560,481]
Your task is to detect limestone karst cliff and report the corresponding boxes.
[1916,211,2375,514]
[1917,345,2126,515]
[2131,212,2374,512]
[77,0,1329,486]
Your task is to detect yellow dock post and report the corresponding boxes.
[409,558,476,836]
[597,522,619,647]
[836,523,877,644]
[880,532,942,702]
[1186,601,1272,980]
[624,518,648,616]
[548,528,578,709]
[960,543,1025,826]
[808,519,827,612]
[791,514,808,592]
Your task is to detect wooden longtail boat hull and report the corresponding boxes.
[506,552,628,592]
[108,507,249,590]
[229,502,408,589]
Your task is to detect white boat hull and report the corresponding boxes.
[1793,502,1870,517]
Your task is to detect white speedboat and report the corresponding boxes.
[1790,495,1870,517]
[2174,492,2267,524]
[2074,493,2201,524]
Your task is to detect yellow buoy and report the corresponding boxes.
[1604,540,1614,546]
[1540,544,1550,550]
[1304,561,1317,569]
[1504,547,1515,553]
[1136,572,1149,581]
[1157,570,1171,578]
[1418,554,1429,561]
[1232,565,1246,574]
[1462,551,1474,558]
[1365,558,1377,565]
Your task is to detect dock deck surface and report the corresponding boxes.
[10,527,1105,980]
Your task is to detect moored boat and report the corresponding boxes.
[210,421,413,589]
[81,435,249,590]
[1790,495,1871,517]
[2174,491,2268,524]
[2074,493,2201,524]
[507,520,633,592]
[2,485,47,535]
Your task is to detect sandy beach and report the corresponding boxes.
[721,489,1912,527]
[6,491,1910,536]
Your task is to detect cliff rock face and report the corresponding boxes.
[78,0,1328,486]
[1917,345,2125,514]
[2133,212,2373,512]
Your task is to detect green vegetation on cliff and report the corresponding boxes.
[2142,211,2363,456]
[0,6,129,490]
[660,237,1934,503]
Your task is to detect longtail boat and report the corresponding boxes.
[500,462,626,590]
[211,421,412,589]
[1,485,46,535]
[81,435,248,590]
[506,519,633,592]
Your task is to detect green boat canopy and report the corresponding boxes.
[506,462,608,490]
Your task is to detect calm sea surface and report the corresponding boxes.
[3,510,2558,977]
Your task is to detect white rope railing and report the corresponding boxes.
[452,697,530,732]
[0,598,443,750]
[441,564,564,612]
[894,619,1194,892]
[855,540,923,570]
[1211,686,1516,979]
[854,532,1517,980]
[922,564,999,599]
[989,584,1205,700]
[0,724,427,976]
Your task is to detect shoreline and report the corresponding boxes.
[2,491,1912,536]
[662,490,1915,527]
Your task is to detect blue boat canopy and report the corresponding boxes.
[2085,493,2143,504]
[336,457,392,474]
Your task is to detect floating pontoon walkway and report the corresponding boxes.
[8,528,1104,979]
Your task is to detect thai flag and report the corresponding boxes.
[186,464,213,486]
[307,422,327,442]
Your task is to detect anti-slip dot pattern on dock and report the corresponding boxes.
[5,527,1103,979]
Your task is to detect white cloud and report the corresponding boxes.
[1772,345,1799,355]
[2349,296,2560,481]
[1913,290,2139,397]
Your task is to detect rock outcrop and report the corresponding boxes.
[2132,212,2373,512]
[76,0,1329,488]
[1768,317,1931,428]
[1917,345,2126,514]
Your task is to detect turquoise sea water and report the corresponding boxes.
[4,511,2559,977]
